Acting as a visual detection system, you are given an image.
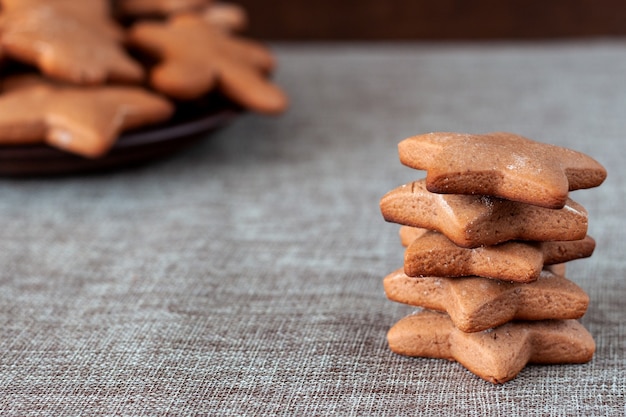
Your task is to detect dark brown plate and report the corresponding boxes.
[0,95,241,177]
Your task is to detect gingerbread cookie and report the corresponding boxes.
[380,180,588,248]
[387,310,595,383]
[404,231,595,282]
[398,132,607,209]
[384,269,589,332]
[0,75,173,158]
[397,226,570,278]
[398,226,569,276]
[1,0,124,41]
[128,13,287,113]
[0,5,143,84]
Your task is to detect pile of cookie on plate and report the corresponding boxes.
[0,0,287,158]
[380,132,607,384]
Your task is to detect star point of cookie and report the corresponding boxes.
[403,231,595,282]
[398,132,607,209]
[0,75,173,158]
[387,310,595,384]
[384,269,589,332]
[380,179,588,248]
[128,13,288,114]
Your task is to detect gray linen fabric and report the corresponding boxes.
[0,42,624,416]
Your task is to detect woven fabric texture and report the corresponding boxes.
[0,42,624,416]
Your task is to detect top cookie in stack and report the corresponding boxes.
[396,132,606,209]
[379,131,606,384]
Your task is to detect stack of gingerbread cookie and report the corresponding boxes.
[0,0,287,159]
[379,132,607,384]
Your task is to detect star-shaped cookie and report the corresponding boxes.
[398,225,568,275]
[0,4,143,85]
[387,310,595,384]
[398,132,607,209]
[128,13,288,114]
[380,179,588,248]
[0,75,173,158]
[384,268,589,332]
[1,0,124,41]
[404,231,595,282]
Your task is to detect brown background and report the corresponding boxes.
[236,0,626,40]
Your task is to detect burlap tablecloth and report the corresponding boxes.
[0,42,624,416]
